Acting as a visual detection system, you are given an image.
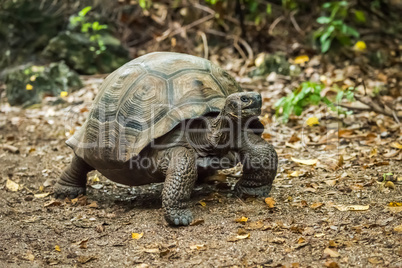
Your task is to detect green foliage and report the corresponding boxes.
[43,6,129,74]
[68,6,108,54]
[205,0,273,26]
[0,0,65,69]
[139,0,152,9]
[43,31,129,75]
[274,81,354,123]
[313,1,360,53]
[4,62,82,106]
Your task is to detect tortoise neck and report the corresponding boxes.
[209,111,243,150]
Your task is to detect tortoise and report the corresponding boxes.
[54,52,278,226]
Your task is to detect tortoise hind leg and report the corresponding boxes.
[54,155,94,199]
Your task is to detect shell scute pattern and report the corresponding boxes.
[67,52,243,164]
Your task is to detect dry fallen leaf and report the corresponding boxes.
[245,220,264,230]
[236,233,250,240]
[325,180,337,186]
[235,216,248,223]
[73,238,89,249]
[323,247,340,258]
[6,179,20,191]
[189,244,207,251]
[131,232,144,240]
[291,157,318,166]
[384,181,395,189]
[369,147,378,158]
[87,201,98,208]
[390,142,402,149]
[190,219,205,226]
[265,197,276,208]
[297,237,306,244]
[394,224,402,232]
[289,171,302,177]
[34,192,50,198]
[324,260,340,268]
[310,202,324,209]
[368,257,382,264]
[77,256,96,264]
[334,205,369,211]
[44,200,62,207]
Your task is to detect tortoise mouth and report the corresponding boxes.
[243,107,261,115]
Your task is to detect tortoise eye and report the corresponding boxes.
[240,96,249,103]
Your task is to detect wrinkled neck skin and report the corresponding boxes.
[207,110,250,153]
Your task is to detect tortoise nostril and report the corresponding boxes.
[240,96,249,103]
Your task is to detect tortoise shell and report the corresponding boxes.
[67,52,243,164]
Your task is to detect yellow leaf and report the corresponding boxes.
[55,245,61,252]
[60,91,68,97]
[306,116,319,126]
[131,232,143,240]
[369,147,377,158]
[198,201,206,207]
[291,157,318,165]
[334,204,369,211]
[384,181,395,189]
[26,84,33,90]
[394,224,402,232]
[388,202,402,207]
[294,55,309,64]
[235,216,248,223]
[310,202,324,209]
[390,142,402,149]
[6,179,20,191]
[34,192,50,198]
[298,237,306,244]
[264,197,276,208]
[353,41,366,51]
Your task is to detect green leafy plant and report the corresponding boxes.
[314,1,360,53]
[69,6,108,54]
[205,0,273,26]
[275,81,354,123]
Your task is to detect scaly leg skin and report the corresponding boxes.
[161,147,197,226]
[54,155,94,199]
[235,131,278,197]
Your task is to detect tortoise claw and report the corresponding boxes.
[165,209,193,226]
[235,184,272,198]
[53,183,86,199]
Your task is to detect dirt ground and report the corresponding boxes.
[0,76,401,268]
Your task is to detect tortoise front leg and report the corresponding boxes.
[54,155,93,199]
[235,131,278,197]
[161,147,197,226]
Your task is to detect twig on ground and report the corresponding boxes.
[156,14,215,42]
[268,15,284,35]
[354,94,402,123]
[206,29,254,74]
[290,10,303,35]
[197,31,209,59]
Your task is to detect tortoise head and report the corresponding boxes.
[224,92,262,119]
